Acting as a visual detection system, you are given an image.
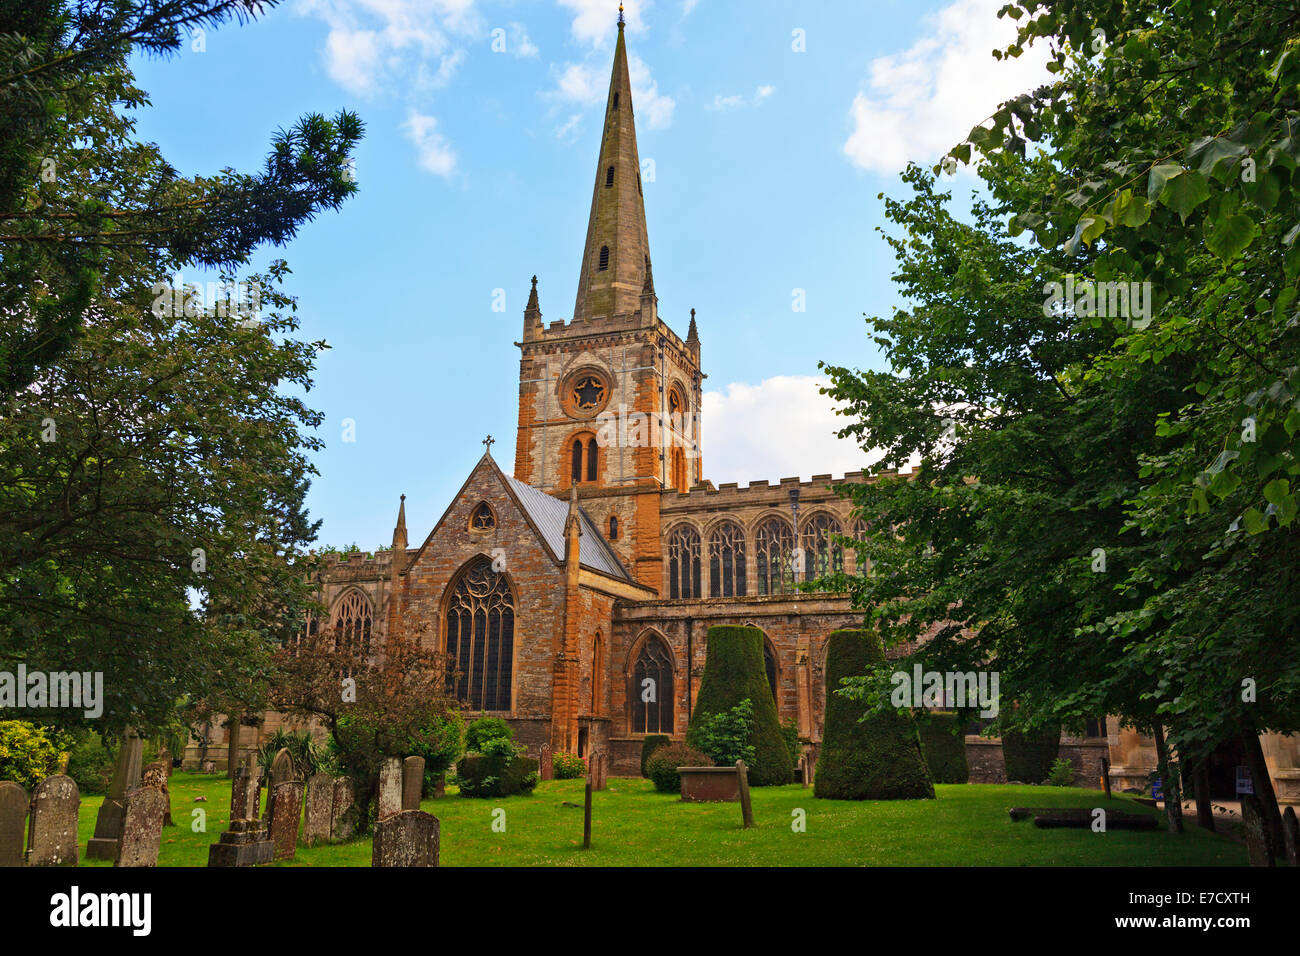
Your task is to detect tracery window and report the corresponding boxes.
[801,513,844,581]
[754,517,795,595]
[572,375,607,411]
[331,590,372,658]
[470,502,496,531]
[851,518,872,575]
[444,557,515,711]
[631,635,673,734]
[708,522,746,597]
[667,524,701,599]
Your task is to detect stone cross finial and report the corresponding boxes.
[483,435,495,453]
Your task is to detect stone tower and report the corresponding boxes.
[513,12,703,592]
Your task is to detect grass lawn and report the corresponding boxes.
[76,771,1246,867]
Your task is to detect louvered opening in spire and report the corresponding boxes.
[572,18,653,322]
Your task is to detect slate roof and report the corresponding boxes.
[502,473,631,582]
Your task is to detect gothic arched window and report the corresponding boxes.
[609,515,619,540]
[444,557,515,711]
[598,245,610,271]
[667,524,701,599]
[605,165,615,187]
[612,92,620,110]
[571,438,583,481]
[708,522,746,597]
[851,518,872,575]
[470,501,495,531]
[631,635,673,734]
[331,590,372,658]
[587,438,598,481]
[755,517,795,595]
[801,513,844,581]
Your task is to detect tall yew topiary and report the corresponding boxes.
[687,626,792,786]
[917,712,969,784]
[814,629,934,800]
[1001,725,1061,784]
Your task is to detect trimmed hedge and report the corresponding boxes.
[646,742,710,793]
[814,630,934,800]
[640,735,671,778]
[456,754,539,798]
[687,626,792,786]
[1001,726,1061,784]
[917,713,969,784]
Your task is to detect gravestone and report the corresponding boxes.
[371,810,440,867]
[207,755,273,867]
[1241,793,1275,867]
[378,757,402,820]
[142,761,173,828]
[86,731,143,860]
[27,774,79,866]
[330,776,356,842]
[0,782,27,867]
[263,748,298,827]
[1283,806,1298,866]
[402,756,426,811]
[433,773,446,799]
[116,781,167,867]
[303,774,333,846]
[201,760,216,775]
[269,780,304,862]
[539,744,553,781]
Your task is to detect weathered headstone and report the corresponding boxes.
[1241,793,1275,867]
[378,757,402,820]
[201,760,216,775]
[207,755,273,867]
[433,773,446,799]
[269,780,304,862]
[116,781,167,867]
[539,744,553,781]
[330,776,356,842]
[402,756,426,811]
[142,761,173,827]
[26,775,79,866]
[303,774,333,846]
[86,731,143,860]
[1282,806,1298,867]
[371,810,440,867]
[0,782,27,867]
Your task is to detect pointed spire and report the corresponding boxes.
[572,12,653,323]
[686,307,699,351]
[390,494,408,583]
[526,275,540,313]
[392,493,407,546]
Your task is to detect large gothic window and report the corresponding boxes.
[801,513,844,581]
[444,557,515,711]
[631,635,674,734]
[755,517,795,595]
[851,518,872,575]
[708,522,747,597]
[667,524,701,599]
[331,590,372,658]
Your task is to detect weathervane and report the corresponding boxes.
[619,3,625,26]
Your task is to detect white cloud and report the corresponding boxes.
[702,376,890,485]
[681,0,700,16]
[842,0,1051,175]
[507,21,538,58]
[544,53,676,131]
[628,54,675,129]
[296,0,483,97]
[402,111,458,178]
[558,0,649,46]
[706,84,775,112]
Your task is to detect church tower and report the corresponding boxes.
[514,10,703,592]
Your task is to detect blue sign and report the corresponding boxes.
[1151,777,1163,799]
[1236,766,1253,796]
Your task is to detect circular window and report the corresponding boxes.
[560,369,611,419]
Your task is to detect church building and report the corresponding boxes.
[197,15,1300,803]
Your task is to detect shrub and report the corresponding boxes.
[646,742,710,793]
[0,720,63,791]
[553,751,585,779]
[1047,756,1076,787]
[455,735,539,798]
[1001,725,1061,784]
[687,699,756,767]
[780,717,801,767]
[917,713,969,784]
[465,716,513,752]
[640,735,671,778]
[65,728,115,795]
[407,712,465,792]
[259,728,331,780]
[814,630,934,800]
[687,626,792,786]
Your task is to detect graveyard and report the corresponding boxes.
[57,770,1243,868]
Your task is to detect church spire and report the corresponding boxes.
[572,8,653,323]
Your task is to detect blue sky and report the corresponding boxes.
[126,0,1049,550]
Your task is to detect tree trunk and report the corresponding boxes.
[1192,760,1215,832]
[1151,722,1183,834]
[1241,727,1284,861]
